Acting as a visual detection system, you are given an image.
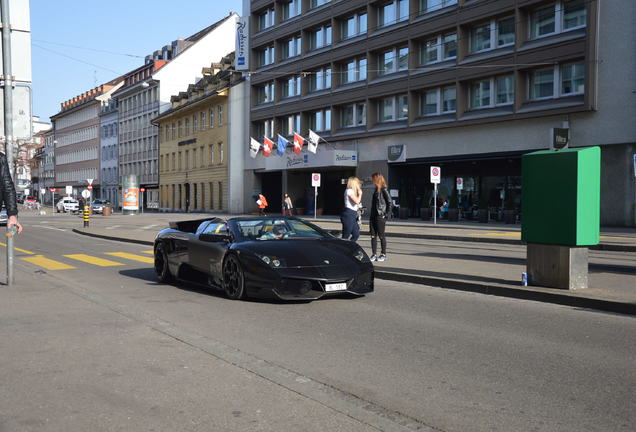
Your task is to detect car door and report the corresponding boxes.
[190,221,230,278]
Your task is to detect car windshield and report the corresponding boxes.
[232,218,328,242]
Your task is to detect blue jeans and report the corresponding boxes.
[340,208,360,242]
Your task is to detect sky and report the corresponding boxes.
[30,0,244,123]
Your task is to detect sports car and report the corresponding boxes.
[153,216,374,301]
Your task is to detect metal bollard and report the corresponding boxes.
[83,205,90,228]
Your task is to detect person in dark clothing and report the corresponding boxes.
[0,151,22,234]
[369,173,392,262]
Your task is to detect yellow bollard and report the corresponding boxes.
[83,205,90,228]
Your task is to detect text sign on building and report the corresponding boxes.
[387,144,406,163]
[430,166,441,184]
[456,177,463,190]
[235,17,249,71]
[264,149,357,171]
[551,128,570,150]
[311,173,321,187]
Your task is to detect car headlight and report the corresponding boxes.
[256,254,287,268]
[354,248,368,262]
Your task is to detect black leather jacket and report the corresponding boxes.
[0,152,18,217]
[371,187,393,219]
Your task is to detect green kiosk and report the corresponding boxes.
[522,147,600,290]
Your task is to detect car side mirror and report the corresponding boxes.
[200,233,232,243]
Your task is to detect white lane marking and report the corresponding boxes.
[138,224,159,230]
[105,225,122,230]
[34,225,66,232]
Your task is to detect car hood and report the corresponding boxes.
[238,238,363,268]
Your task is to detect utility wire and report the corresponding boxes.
[32,43,122,75]
[32,39,145,59]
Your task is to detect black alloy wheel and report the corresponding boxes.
[223,255,246,300]
[154,243,173,283]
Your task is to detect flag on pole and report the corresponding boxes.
[263,137,274,157]
[277,135,289,157]
[249,138,261,159]
[308,129,321,154]
[293,132,304,155]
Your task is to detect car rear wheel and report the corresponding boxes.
[223,255,245,300]
[154,243,173,283]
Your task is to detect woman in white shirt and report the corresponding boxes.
[340,176,362,241]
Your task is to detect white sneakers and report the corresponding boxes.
[370,254,386,262]
[377,254,386,262]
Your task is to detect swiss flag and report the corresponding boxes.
[293,133,304,155]
[263,137,274,157]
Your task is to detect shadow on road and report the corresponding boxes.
[378,265,515,285]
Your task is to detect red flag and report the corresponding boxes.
[263,137,274,157]
[293,133,304,155]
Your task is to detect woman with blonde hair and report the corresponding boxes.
[340,176,362,241]
[369,173,392,261]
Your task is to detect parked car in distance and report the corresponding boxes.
[91,199,111,214]
[56,197,80,213]
[0,208,7,225]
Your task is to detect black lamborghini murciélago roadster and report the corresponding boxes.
[154,217,374,301]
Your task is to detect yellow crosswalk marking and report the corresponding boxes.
[64,254,125,267]
[105,252,154,264]
[21,255,75,270]
[141,250,154,255]
[0,242,35,255]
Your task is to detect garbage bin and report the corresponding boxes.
[102,206,112,216]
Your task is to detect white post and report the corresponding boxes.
[314,186,317,220]
[433,183,437,225]
[52,191,55,212]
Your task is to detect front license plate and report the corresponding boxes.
[325,282,347,292]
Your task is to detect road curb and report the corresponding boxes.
[72,228,154,246]
[374,271,636,316]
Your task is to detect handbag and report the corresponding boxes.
[256,199,262,206]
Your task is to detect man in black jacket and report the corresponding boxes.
[1,152,22,234]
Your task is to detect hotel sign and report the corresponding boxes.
[264,149,357,171]
[235,17,249,71]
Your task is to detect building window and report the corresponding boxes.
[281,35,302,60]
[469,17,514,54]
[528,63,585,100]
[256,119,275,139]
[378,94,408,122]
[257,45,276,67]
[529,1,586,39]
[177,120,182,138]
[309,25,332,50]
[209,108,215,128]
[218,142,224,164]
[379,47,408,75]
[341,12,367,40]
[200,111,206,130]
[340,102,366,128]
[281,0,301,21]
[257,8,275,31]
[256,82,275,104]
[342,58,367,84]
[310,0,330,9]
[529,69,555,99]
[379,0,409,27]
[185,118,190,136]
[470,76,514,109]
[420,86,456,116]
[309,109,332,132]
[193,114,198,133]
[560,63,585,95]
[209,143,214,165]
[309,67,332,92]
[218,105,223,126]
[420,32,456,64]
[420,0,457,14]
[282,75,302,98]
[282,114,301,135]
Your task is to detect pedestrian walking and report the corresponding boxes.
[0,152,22,234]
[369,173,392,262]
[256,193,268,216]
[340,176,362,242]
[282,193,294,216]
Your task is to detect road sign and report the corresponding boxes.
[311,173,321,187]
[87,178,94,185]
[24,188,30,196]
[430,166,441,184]
[81,190,90,199]
[65,185,72,195]
[49,188,55,193]
[456,177,463,190]
[141,187,146,193]
[551,128,569,150]
[40,188,45,194]
[87,185,93,190]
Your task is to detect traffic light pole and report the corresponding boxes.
[2,0,16,285]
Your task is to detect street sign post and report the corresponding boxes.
[140,187,145,214]
[311,173,321,220]
[431,167,441,225]
[50,188,55,211]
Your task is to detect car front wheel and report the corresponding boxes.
[154,243,173,283]
[223,255,246,300]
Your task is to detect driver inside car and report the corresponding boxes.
[259,224,288,240]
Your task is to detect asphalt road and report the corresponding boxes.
[1,215,635,431]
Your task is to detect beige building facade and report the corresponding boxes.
[155,59,238,212]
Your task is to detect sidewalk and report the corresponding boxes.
[71,212,636,315]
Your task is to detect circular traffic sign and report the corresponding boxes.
[81,190,90,199]
[432,167,440,176]
[87,185,93,190]
[141,187,146,192]
[312,174,319,182]
[49,188,55,193]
